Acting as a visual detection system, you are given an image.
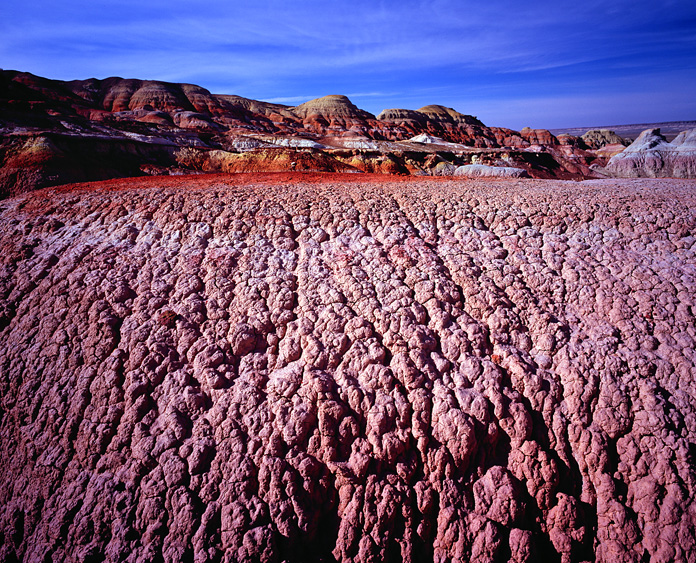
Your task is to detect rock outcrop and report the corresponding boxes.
[454,164,529,178]
[603,128,696,178]
[0,69,612,195]
[593,143,628,159]
[377,106,504,147]
[0,175,695,563]
[417,105,484,127]
[520,127,559,147]
[581,129,630,150]
[290,96,376,137]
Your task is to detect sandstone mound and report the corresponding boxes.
[214,95,296,120]
[519,128,559,146]
[292,95,375,120]
[0,176,695,563]
[66,78,245,120]
[603,128,696,178]
[555,134,584,147]
[416,105,483,127]
[581,129,630,150]
[291,96,376,136]
[376,106,482,128]
[376,108,428,125]
[71,78,197,113]
[377,106,494,146]
[672,127,696,149]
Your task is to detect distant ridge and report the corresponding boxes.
[549,120,696,142]
[4,68,696,195]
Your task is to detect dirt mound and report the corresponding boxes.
[1,175,695,563]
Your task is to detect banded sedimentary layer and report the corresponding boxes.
[0,175,695,563]
[1,70,605,197]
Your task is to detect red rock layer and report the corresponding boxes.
[2,70,609,195]
[0,175,695,563]
[1,70,563,147]
[291,95,376,137]
[377,106,513,146]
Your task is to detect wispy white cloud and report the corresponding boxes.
[1,0,695,128]
[262,96,312,104]
[1,1,641,77]
[345,92,401,99]
[455,77,696,130]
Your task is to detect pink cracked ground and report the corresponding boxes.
[0,173,695,563]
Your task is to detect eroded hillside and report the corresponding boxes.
[0,174,695,563]
[1,70,610,197]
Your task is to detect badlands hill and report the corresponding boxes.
[0,173,695,563]
[1,70,625,197]
[603,128,696,178]
[551,121,696,143]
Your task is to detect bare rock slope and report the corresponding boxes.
[580,130,630,150]
[0,174,695,563]
[1,70,605,196]
[603,128,696,178]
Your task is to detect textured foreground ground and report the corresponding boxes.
[0,174,695,563]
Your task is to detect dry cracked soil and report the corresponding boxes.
[0,173,695,563]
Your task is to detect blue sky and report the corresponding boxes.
[2,0,695,129]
